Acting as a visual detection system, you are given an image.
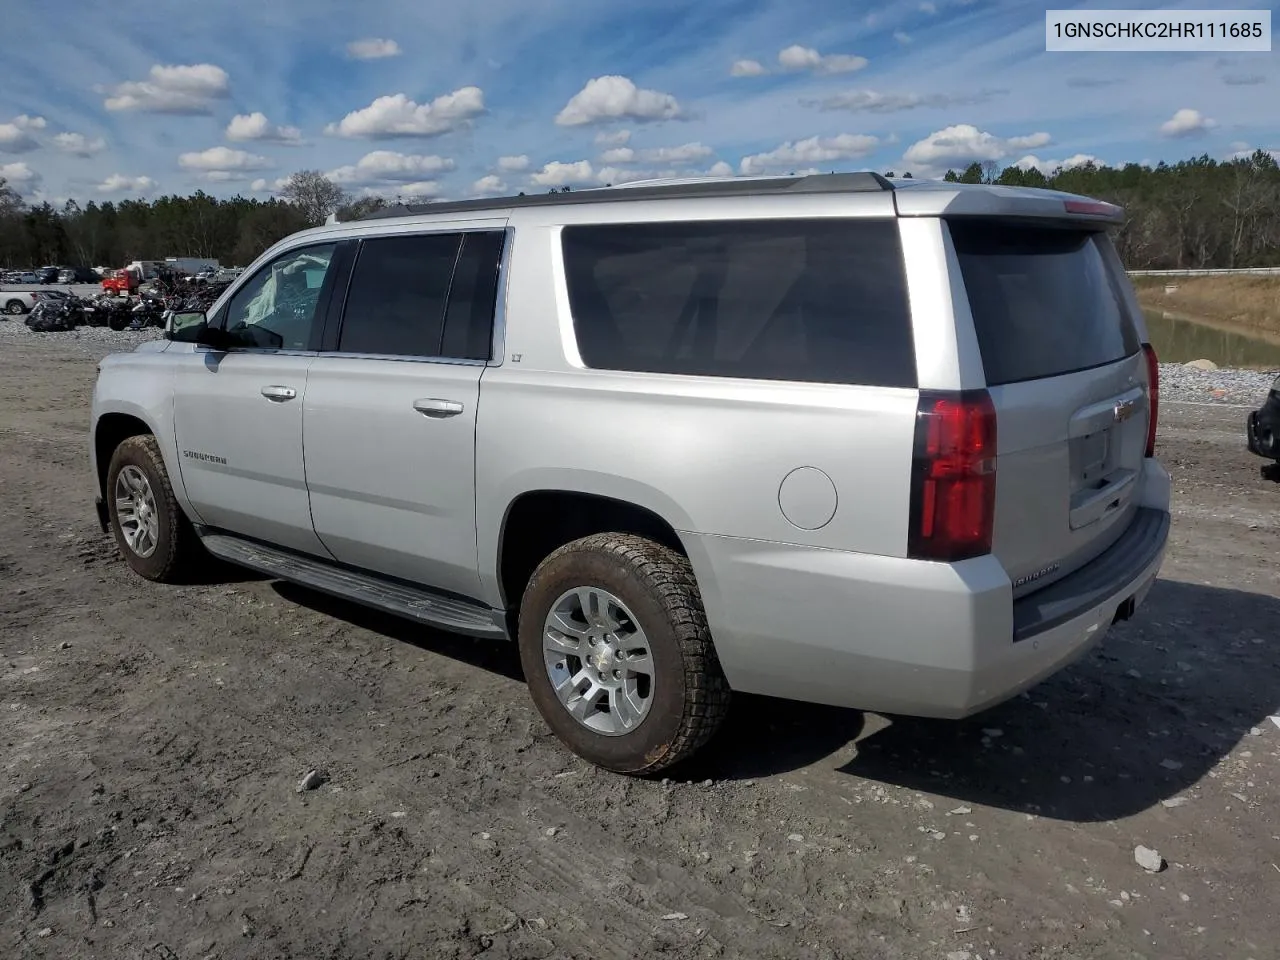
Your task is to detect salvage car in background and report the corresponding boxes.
[3,289,54,315]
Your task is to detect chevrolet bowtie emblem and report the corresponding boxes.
[1113,398,1139,423]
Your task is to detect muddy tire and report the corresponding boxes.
[105,434,200,582]
[517,533,730,774]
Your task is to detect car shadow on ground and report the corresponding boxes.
[1261,461,1280,483]
[264,575,1275,822]
[270,581,525,682]
[835,579,1278,823]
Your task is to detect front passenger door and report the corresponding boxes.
[172,242,344,556]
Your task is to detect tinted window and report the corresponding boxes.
[949,221,1141,386]
[561,219,916,387]
[338,233,462,356]
[222,243,337,350]
[440,231,505,361]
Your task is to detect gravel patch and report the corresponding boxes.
[1159,362,1276,406]
[0,316,163,359]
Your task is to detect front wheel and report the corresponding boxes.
[105,435,201,581]
[5,300,24,315]
[517,533,730,775]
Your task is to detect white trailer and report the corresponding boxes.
[164,257,221,275]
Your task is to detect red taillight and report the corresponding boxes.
[908,390,997,562]
[1142,342,1159,457]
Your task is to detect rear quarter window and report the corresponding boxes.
[949,221,1141,386]
[560,218,917,388]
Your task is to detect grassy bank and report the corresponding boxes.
[1133,275,1280,340]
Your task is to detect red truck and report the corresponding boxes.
[102,267,140,296]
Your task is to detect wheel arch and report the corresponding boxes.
[494,485,694,616]
[94,410,157,499]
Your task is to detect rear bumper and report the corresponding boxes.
[684,504,1170,719]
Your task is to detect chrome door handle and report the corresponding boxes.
[413,398,464,418]
[260,385,297,402]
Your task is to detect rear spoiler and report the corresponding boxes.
[893,184,1124,225]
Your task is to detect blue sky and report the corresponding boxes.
[0,0,1274,204]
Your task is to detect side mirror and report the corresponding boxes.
[166,311,228,349]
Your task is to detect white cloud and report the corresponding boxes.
[51,132,107,157]
[325,88,485,138]
[530,159,597,187]
[225,112,302,144]
[1227,144,1280,162]
[644,142,714,164]
[777,45,868,75]
[893,31,913,44]
[0,115,46,153]
[815,89,1000,113]
[599,142,713,165]
[96,174,156,194]
[594,129,631,147]
[903,124,1051,168]
[0,161,39,186]
[496,154,530,172]
[179,146,273,172]
[346,38,402,60]
[531,159,738,188]
[103,63,230,114]
[1016,153,1101,174]
[740,133,880,175]
[555,76,683,126]
[731,59,767,77]
[250,177,290,193]
[388,181,440,198]
[1159,108,1217,138]
[326,150,455,184]
[472,174,507,195]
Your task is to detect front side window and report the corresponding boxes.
[561,218,917,388]
[221,243,338,350]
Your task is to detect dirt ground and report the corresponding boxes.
[2,335,1278,960]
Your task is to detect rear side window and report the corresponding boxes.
[561,219,917,387]
[949,221,1141,386]
[440,231,505,361]
[338,233,462,356]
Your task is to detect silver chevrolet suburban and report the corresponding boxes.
[89,173,1171,774]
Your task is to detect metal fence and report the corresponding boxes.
[1127,267,1280,277]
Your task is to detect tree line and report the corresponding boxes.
[1,152,1277,271]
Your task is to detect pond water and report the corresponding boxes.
[1143,310,1280,370]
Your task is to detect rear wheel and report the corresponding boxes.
[517,533,730,774]
[106,435,200,582]
[5,300,24,315]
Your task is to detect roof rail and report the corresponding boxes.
[359,171,895,221]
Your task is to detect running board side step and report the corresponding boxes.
[199,532,509,640]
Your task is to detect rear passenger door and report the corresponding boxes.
[302,227,507,601]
